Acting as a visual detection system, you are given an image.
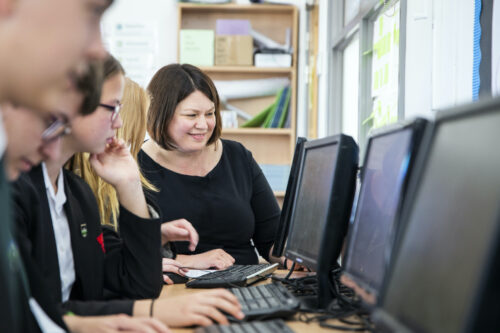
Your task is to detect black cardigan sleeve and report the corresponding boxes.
[244,149,280,262]
[60,299,133,316]
[102,202,163,299]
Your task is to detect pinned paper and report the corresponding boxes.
[180,29,214,66]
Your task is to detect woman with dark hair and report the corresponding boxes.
[139,64,282,269]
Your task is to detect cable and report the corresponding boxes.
[285,262,296,279]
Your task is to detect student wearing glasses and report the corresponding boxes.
[7,63,169,332]
[13,56,244,329]
[0,1,112,329]
[14,54,163,308]
[73,77,199,285]
[0,0,169,331]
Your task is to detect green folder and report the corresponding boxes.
[263,87,285,128]
[240,86,287,128]
[241,103,274,128]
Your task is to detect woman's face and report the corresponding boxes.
[167,90,216,153]
[69,73,125,154]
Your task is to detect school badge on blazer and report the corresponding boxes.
[80,223,88,238]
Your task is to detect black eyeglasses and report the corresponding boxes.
[42,117,71,142]
[99,102,122,122]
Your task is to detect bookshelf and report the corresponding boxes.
[178,3,299,203]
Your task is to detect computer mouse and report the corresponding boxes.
[164,272,189,284]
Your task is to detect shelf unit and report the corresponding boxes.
[178,3,299,201]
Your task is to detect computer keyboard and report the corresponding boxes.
[229,282,300,321]
[186,263,279,288]
[194,319,295,333]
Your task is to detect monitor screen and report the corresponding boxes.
[272,137,307,257]
[285,140,339,269]
[379,109,500,332]
[344,128,413,298]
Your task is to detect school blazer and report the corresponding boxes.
[12,165,163,316]
[2,160,68,332]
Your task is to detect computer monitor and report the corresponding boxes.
[373,97,500,333]
[285,134,358,308]
[272,137,307,257]
[341,119,428,305]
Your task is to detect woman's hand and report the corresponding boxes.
[176,249,235,270]
[268,246,308,271]
[89,137,140,188]
[161,219,198,250]
[64,314,170,333]
[162,258,188,285]
[150,290,244,327]
[281,257,308,271]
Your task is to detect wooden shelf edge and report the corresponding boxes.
[178,3,297,12]
[222,128,292,135]
[199,66,294,74]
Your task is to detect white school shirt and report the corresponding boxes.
[1,112,63,331]
[42,162,75,302]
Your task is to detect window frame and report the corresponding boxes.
[328,0,407,157]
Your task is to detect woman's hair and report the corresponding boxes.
[76,60,104,116]
[66,54,130,228]
[147,63,222,150]
[117,77,150,158]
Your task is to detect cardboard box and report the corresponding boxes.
[215,35,253,66]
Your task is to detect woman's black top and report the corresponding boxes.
[138,139,280,264]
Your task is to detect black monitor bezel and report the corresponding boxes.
[373,97,500,332]
[272,137,307,257]
[342,118,428,303]
[284,134,358,308]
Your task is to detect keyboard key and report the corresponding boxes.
[257,299,269,309]
[243,324,259,333]
[194,320,295,333]
[241,288,252,300]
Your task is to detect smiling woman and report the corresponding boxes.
[139,64,282,269]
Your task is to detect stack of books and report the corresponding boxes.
[241,85,291,128]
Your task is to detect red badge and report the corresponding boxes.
[96,233,105,253]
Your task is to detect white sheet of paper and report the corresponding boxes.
[184,269,216,278]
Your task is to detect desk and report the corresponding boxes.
[159,271,367,333]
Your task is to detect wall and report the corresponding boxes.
[102,0,178,86]
[102,0,308,136]
[404,0,474,119]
